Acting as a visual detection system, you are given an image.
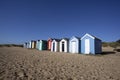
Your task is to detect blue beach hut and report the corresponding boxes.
[81,33,102,54]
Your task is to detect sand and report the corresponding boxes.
[0,47,120,80]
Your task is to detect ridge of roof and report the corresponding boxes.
[52,38,61,41]
[71,36,81,39]
[81,33,101,40]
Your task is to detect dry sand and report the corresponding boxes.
[0,47,120,80]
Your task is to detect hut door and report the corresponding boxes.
[62,42,64,52]
[31,42,33,48]
[53,42,55,51]
[85,39,90,54]
[34,42,36,48]
[39,42,42,50]
[71,41,76,53]
[49,42,51,49]
[29,42,31,48]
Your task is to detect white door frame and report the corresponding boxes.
[71,41,76,53]
[85,39,90,54]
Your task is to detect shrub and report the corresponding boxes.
[114,48,120,52]
[102,42,109,47]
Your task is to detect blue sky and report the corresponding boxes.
[0,0,120,44]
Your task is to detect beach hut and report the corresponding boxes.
[69,36,80,53]
[24,42,30,48]
[26,42,30,48]
[81,33,102,54]
[36,40,40,49]
[28,41,32,48]
[37,40,47,50]
[47,38,53,50]
[23,42,27,48]
[31,40,36,49]
[59,38,69,52]
[51,39,60,52]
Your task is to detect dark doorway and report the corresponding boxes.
[53,43,55,51]
[62,42,65,52]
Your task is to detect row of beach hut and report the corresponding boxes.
[24,33,102,54]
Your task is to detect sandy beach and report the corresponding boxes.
[0,47,120,80]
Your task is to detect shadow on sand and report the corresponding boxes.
[81,51,116,56]
[101,51,116,55]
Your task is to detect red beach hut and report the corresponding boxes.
[47,38,53,50]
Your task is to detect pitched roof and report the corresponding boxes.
[61,38,69,40]
[31,40,36,42]
[70,36,81,40]
[52,38,61,42]
[48,38,53,40]
[81,33,101,41]
[47,38,53,41]
[37,39,47,41]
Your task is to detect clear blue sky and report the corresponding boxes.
[0,0,120,44]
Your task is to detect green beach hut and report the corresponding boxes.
[37,40,47,50]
